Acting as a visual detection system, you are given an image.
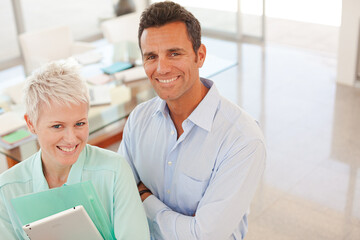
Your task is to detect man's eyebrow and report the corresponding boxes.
[143,51,156,58]
[168,48,185,52]
[143,48,186,57]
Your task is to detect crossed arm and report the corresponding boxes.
[133,140,266,240]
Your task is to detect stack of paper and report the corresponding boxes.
[89,85,112,106]
[74,51,103,65]
[114,66,147,83]
[86,74,113,85]
[0,112,26,136]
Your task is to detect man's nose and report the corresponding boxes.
[156,57,171,74]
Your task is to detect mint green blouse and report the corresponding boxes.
[0,144,150,239]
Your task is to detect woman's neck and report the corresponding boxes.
[42,161,71,188]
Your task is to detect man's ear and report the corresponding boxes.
[24,114,36,134]
[197,44,207,68]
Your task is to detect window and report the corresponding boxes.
[21,0,114,40]
[0,0,21,63]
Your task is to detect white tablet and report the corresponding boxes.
[22,205,103,240]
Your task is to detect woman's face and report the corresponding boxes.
[25,100,89,170]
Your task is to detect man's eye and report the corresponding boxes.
[171,53,180,57]
[147,55,155,60]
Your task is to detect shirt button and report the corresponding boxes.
[171,130,175,135]
[168,161,172,166]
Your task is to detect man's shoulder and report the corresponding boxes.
[132,96,161,114]
[216,97,264,140]
[128,96,161,123]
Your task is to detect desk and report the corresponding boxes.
[4,78,155,168]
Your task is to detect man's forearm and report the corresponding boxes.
[138,181,152,202]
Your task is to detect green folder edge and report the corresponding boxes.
[11,181,115,240]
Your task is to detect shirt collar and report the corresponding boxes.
[152,97,169,118]
[32,150,49,192]
[32,145,87,191]
[65,144,86,185]
[188,78,220,132]
[151,78,221,132]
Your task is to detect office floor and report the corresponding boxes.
[1,17,359,239]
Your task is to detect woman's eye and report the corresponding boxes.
[76,122,85,127]
[52,124,61,129]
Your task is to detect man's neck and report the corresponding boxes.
[167,82,209,138]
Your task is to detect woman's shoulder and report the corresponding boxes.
[0,154,36,189]
[83,144,126,170]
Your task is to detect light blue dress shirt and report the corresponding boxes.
[119,78,266,240]
[0,144,150,240]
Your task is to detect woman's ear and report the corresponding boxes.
[24,114,36,134]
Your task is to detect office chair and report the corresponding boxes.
[101,12,141,63]
[19,25,95,76]
[101,12,139,44]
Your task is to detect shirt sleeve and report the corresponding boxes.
[118,112,140,184]
[113,158,150,239]
[143,139,266,240]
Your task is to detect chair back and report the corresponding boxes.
[101,12,140,44]
[19,26,73,75]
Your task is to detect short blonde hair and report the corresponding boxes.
[23,58,89,125]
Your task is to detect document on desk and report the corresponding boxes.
[89,85,112,106]
[114,66,147,83]
[0,112,26,136]
[86,74,113,85]
[12,181,115,240]
[74,51,103,65]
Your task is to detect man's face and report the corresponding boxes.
[140,21,206,104]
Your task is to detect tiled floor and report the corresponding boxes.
[1,16,360,239]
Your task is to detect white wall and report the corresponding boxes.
[337,0,360,86]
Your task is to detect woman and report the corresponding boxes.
[0,59,150,239]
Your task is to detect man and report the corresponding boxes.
[118,1,266,239]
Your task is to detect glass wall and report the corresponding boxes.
[150,0,265,41]
[266,0,342,26]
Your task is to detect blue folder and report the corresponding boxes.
[101,62,133,75]
[11,181,115,240]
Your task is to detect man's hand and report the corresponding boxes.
[138,181,152,202]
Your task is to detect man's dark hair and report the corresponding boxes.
[138,1,201,54]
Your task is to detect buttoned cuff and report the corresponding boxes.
[143,195,169,220]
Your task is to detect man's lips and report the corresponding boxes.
[156,76,178,83]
